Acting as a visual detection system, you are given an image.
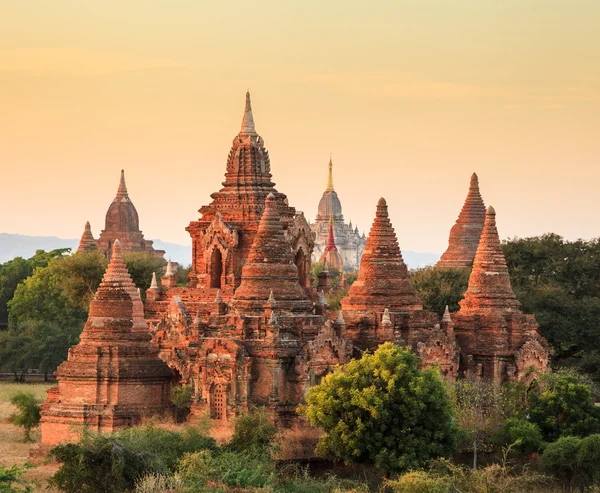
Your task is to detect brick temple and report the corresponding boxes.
[43,92,551,444]
[311,157,366,270]
[77,170,165,261]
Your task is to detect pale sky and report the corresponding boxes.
[1,1,598,253]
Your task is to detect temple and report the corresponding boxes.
[311,157,366,270]
[319,217,344,271]
[43,94,551,446]
[437,173,487,269]
[40,241,172,446]
[77,170,165,260]
[452,206,551,382]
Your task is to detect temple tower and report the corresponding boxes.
[311,157,366,270]
[437,173,486,269]
[186,92,313,296]
[96,170,165,261]
[77,221,98,253]
[319,217,344,271]
[452,206,551,383]
[40,241,172,446]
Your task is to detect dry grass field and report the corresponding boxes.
[0,382,60,491]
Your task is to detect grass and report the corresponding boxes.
[0,381,59,491]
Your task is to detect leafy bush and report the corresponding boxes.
[386,470,451,493]
[497,419,544,455]
[8,392,41,442]
[229,407,277,453]
[49,424,216,493]
[542,436,582,491]
[0,463,37,493]
[528,369,600,441]
[301,343,458,474]
[133,473,183,493]
[170,385,192,423]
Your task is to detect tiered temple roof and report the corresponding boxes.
[437,173,486,269]
[76,221,97,253]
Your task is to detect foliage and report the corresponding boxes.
[503,234,600,358]
[176,265,191,287]
[49,424,216,493]
[497,419,544,455]
[0,321,80,381]
[385,470,451,493]
[301,343,458,474]
[170,385,192,423]
[409,266,470,316]
[325,287,348,311]
[121,252,166,296]
[8,392,41,442]
[0,249,69,326]
[528,369,600,442]
[0,463,37,493]
[542,436,583,491]
[8,265,87,329]
[133,473,183,493]
[229,407,278,453]
[310,262,342,288]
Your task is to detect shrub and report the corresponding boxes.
[229,407,277,453]
[0,463,37,493]
[497,419,544,455]
[49,424,216,493]
[8,392,41,442]
[133,473,183,493]
[542,436,581,491]
[170,385,192,423]
[301,343,458,474]
[386,470,451,493]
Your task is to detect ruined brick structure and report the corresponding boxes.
[340,198,460,378]
[437,173,487,269]
[319,217,344,272]
[452,206,551,382]
[46,94,549,443]
[41,241,172,446]
[78,170,165,260]
[311,158,366,270]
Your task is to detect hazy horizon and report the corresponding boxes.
[1,1,598,253]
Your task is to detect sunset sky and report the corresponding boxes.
[1,1,598,254]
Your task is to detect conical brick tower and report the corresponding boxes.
[437,173,486,269]
[232,193,313,313]
[453,206,551,383]
[41,240,173,446]
[341,198,422,313]
[77,221,98,253]
[319,217,344,271]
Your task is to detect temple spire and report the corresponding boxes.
[240,91,256,135]
[116,169,128,199]
[325,215,338,252]
[77,221,97,253]
[459,205,520,311]
[326,155,334,191]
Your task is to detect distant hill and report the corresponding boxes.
[0,233,438,269]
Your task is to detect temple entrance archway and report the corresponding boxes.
[210,248,223,289]
[295,249,308,288]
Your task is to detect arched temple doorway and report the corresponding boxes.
[210,248,223,289]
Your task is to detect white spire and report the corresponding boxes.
[150,272,159,290]
[240,91,256,135]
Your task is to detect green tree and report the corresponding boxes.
[229,407,277,453]
[8,266,87,328]
[0,249,69,326]
[542,436,582,492]
[497,419,544,455]
[176,265,191,287]
[409,266,470,316]
[0,463,36,493]
[300,343,458,474]
[121,252,166,296]
[50,252,107,310]
[8,392,41,442]
[171,385,192,423]
[528,369,600,442]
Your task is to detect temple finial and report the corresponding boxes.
[326,155,334,191]
[240,91,256,135]
[117,170,128,198]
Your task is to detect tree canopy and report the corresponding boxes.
[301,343,458,474]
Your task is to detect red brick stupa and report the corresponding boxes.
[76,221,98,253]
[452,206,551,383]
[232,193,313,314]
[319,217,344,271]
[40,240,172,446]
[341,198,422,313]
[96,170,165,261]
[437,173,486,269]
